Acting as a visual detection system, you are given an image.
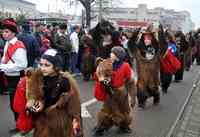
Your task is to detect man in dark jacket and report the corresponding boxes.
[195,33,200,65]
[34,23,43,48]
[17,22,40,67]
[0,36,4,57]
[53,23,72,71]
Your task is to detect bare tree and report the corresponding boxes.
[78,0,96,27]
[63,0,122,27]
[62,0,95,27]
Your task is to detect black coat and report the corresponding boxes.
[17,31,40,67]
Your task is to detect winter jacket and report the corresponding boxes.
[0,38,5,57]
[94,62,132,101]
[111,62,132,88]
[17,31,40,67]
[14,71,83,137]
[54,33,72,54]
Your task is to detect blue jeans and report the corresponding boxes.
[70,52,79,73]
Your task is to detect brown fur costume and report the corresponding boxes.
[94,57,136,133]
[136,50,160,107]
[128,29,161,108]
[25,68,44,111]
[25,68,83,137]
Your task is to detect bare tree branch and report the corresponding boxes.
[90,0,96,3]
[78,0,87,8]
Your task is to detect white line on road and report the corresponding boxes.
[82,98,97,107]
[81,98,97,118]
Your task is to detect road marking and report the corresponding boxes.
[81,98,97,118]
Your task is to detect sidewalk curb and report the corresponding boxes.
[165,70,200,137]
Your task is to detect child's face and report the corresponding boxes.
[144,34,152,46]
[110,52,118,62]
[39,59,55,76]
[2,29,15,41]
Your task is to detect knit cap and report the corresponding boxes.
[41,49,63,70]
[111,46,126,61]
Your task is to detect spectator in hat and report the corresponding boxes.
[0,18,27,134]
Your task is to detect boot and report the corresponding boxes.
[118,126,132,134]
[153,92,160,105]
[93,127,107,137]
[137,90,148,108]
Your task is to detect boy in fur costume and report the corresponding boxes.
[93,46,136,136]
[13,49,83,137]
[129,27,161,108]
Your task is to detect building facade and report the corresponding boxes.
[0,0,39,19]
[91,4,195,33]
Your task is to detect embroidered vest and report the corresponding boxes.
[2,40,25,64]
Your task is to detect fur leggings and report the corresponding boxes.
[96,92,132,129]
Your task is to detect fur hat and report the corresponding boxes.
[1,18,18,33]
[111,46,126,61]
[112,31,122,46]
[41,49,63,70]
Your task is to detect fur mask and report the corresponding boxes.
[95,57,113,82]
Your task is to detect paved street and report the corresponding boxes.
[171,72,200,137]
[0,65,200,137]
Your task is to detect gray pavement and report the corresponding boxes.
[171,73,200,137]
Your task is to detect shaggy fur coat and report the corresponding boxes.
[15,68,83,137]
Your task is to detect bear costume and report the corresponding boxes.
[14,68,83,137]
[93,46,136,136]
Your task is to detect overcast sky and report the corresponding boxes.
[26,0,200,27]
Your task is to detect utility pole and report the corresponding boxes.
[74,0,78,16]
[56,0,58,13]
[98,0,102,21]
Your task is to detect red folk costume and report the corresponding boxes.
[1,41,25,64]
[112,62,132,87]
[13,78,33,132]
[93,46,135,136]
[94,62,132,101]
